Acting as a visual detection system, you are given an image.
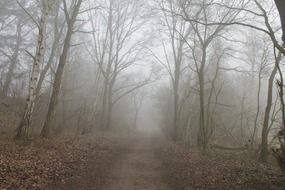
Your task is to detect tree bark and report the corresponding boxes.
[100,1,113,129]
[2,20,22,97]
[252,64,263,148]
[274,0,285,43]
[15,0,50,140]
[259,61,279,162]
[106,82,113,129]
[41,0,82,138]
[197,46,207,152]
[35,5,62,99]
[173,71,180,141]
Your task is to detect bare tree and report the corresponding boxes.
[35,2,65,99]
[86,0,149,129]
[180,0,241,151]
[41,0,83,138]
[1,19,22,97]
[15,0,51,139]
[248,39,270,149]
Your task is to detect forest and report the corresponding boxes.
[1,0,285,189]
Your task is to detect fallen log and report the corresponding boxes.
[210,144,248,151]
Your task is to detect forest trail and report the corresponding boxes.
[51,131,172,190]
[105,133,170,190]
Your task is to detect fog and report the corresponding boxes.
[1,0,285,189]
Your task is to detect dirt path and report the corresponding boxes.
[51,132,171,190]
[105,134,170,190]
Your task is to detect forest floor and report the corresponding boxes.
[0,130,285,190]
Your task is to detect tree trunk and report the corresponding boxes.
[103,2,114,130]
[15,0,50,140]
[172,42,183,141]
[252,68,262,148]
[106,82,113,129]
[101,77,109,129]
[173,80,179,141]
[40,0,82,138]
[259,63,278,162]
[35,37,57,99]
[35,10,62,99]
[197,46,207,152]
[275,0,285,43]
[2,20,22,97]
